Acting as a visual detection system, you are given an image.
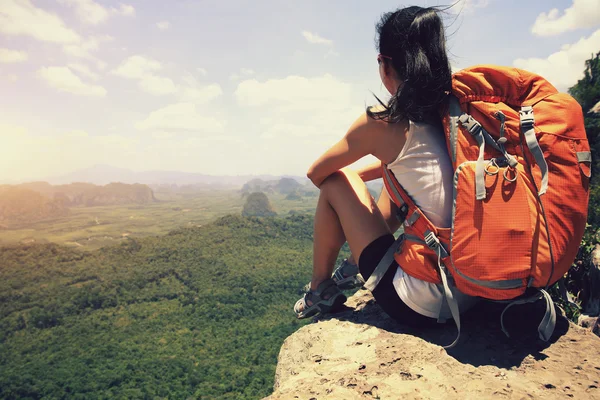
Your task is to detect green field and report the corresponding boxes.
[0,190,318,251]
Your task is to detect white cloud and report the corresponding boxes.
[532,0,600,37]
[68,63,100,80]
[0,48,28,63]
[113,55,222,100]
[235,73,362,164]
[139,75,178,95]
[113,4,135,17]
[325,49,340,58]
[63,35,113,60]
[232,73,371,176]
[235,74,352,109]
[513,29,600,91]
[0,0,81,44]
[37,66,107,97]
[58,0,109,25]
[112,55,176,94]
[229,68,256,81]
[197,68,207,76]
[181,84,223,103]
[181,73,198,87]
[112,55,162,79]
[135,103,224,132]
[157,21,170,31]
[58,0,133,25]
[301,31,333,46]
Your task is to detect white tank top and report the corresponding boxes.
[387,121,478,320]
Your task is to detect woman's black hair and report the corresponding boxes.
[367,6,452,124]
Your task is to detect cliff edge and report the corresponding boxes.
[266,290,600,400]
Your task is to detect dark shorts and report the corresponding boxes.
[358,234,438,328]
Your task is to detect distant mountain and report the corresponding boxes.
[0,186,69,226]
[242,177,302,194]
[47,165,138,185]
[44,164,306,187]
[0,182,156,226]
[241,177,317,198]
[242,192,277,217]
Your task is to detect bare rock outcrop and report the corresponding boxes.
[267,290,600,400]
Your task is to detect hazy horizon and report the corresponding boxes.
[0,163,312,186]
[1,0,599,181]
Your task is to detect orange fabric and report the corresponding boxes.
[384,65,589,301]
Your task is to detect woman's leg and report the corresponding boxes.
[343,184,402,266]
[310,169,391,290]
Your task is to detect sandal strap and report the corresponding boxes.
[313,278,338,297]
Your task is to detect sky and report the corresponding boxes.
[0,0,599,182]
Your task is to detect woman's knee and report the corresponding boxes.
[320,168,361,191]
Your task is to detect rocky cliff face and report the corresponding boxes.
[267,290,600,400]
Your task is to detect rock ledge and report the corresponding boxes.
[266,290,600,400]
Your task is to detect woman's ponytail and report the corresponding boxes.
[368,6,452,124]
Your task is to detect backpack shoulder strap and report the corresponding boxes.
[381,164,434,233]
[379,164,463,349]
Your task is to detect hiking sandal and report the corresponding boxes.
[301,259,364,293]
[294,278,347,319]
[332,259,365,290]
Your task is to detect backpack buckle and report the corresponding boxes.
[519,106,535,130]
[424,231,439,249]
[458,114,482,136]
[424,230,449,259]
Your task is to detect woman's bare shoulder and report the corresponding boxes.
[348,107,391,135]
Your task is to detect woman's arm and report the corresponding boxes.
[307,113,379,187]
[355,161,383,182]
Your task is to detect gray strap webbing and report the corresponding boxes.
[500,288,556,341]
[405,211,420,227]
[458,114,487,200]
[448,96,461,164]
[480,127,503,154]
[520,106,548,196]
[383,167,406,209]
[404,233,426,244]
[577,151,592,163]
[363,235,404,292]
[439,263,461,349]
[473,130,486,200]
[422,230,460,349]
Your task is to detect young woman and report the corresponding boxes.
[294,6,478,327]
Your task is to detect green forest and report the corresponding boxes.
[0,53,599,400]
[0,214,346,399]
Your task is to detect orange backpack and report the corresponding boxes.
[364,65,590,348]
